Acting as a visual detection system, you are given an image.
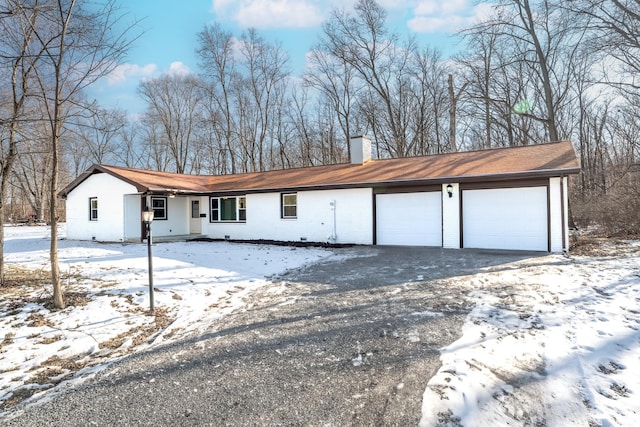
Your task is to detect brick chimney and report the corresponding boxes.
[350,135,372,165]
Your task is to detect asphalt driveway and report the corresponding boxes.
[6,246,538,426]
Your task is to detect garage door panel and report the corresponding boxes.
[376,192,441,246]
[463,187,547,251]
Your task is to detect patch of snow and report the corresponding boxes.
[419,245,640,426]
[0,225,338,410]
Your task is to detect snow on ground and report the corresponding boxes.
[2,226,639,425]
[0,224,337,411]
[419,242,640,426]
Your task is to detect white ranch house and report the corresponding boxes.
[61,137,580,252]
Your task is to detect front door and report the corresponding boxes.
[190,199,202,234]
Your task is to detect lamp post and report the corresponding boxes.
[142,206,155,312]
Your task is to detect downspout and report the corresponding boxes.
[328,200,337,243]
[560,175,567,254]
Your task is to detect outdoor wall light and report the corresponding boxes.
[446,184,454,198]
[142,206,155,312]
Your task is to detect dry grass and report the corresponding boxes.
[99,331,130,350]
[1,265,50,290]
[26,312,53,328]
[37,291,92,311]
[0,356,88,411]
[1,332,16,352]
[99,307,174,350]
[25,367,67,385]
[40,355,85,371]
[0,388,35,411]
[37,334,63,345]
[570,236,637,257]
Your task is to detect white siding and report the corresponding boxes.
[463,186,548,251]
[203,188,374,245]
[148,197,189,237]
[65,173,137,242]
[441,183,460,249]
[549,177,569,252]
[376,192,442,246]
[123,194,141,241]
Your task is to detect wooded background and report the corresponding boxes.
[2,0,639,237]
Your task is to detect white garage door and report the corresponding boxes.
[376,192,442,246]
[463,187,548,251]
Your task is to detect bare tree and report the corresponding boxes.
[321,0,415,156]
[448,74,468,153]
[29,0,136,309]
[197,23,239,173]
[65,107,127,176]
[0,0,44,284]
[236,29,289,172]
[568,0,640,93]
[138,73,203,174]
[304,45,359,160]
[14,126,52,223]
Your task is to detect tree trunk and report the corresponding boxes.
[51,105,63,309]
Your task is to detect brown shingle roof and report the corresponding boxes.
[61,141,580,197]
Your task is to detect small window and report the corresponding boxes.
[191,200,200,219]
[282,193,297,219]
[151,197,167,220]
[89,197,98,221]
[238,197,247,221]
[209,196,247,222]
[210,198,219,221]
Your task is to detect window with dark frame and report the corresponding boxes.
[89,197,98,221]
[151,197,167,220]
[210,198,219,221]
[209,196,247,222]
[238,197,247,221]
[281,193,297,218]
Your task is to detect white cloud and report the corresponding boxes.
[106,63,158,85]
[408,1,493,34]
[212,0,324,29]
[165,61,191,76]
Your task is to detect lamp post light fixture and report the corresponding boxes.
[446,184,454,198]
[142,206,155,312]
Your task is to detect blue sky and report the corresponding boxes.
[88,0,489,113]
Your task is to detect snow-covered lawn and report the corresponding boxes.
[420,241,640,426]
[1,225,639,426]
[1,224,337,411]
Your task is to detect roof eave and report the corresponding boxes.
[59,164,151,198]
[206,167,581,195]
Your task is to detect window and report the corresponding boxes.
[89,197,98,221]
[281,193,297,218]
[151,197,167,220]
[211,198,219,221]
[238,197,247,221]
[191,200,200,219]
[210,196,247,222]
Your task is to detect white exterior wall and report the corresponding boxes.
[65,173,137,242]
[203,188,374,245]
[123,194,141,241]
[549,176,569,252]
[148,196,190,237]
[442,183,460,249]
